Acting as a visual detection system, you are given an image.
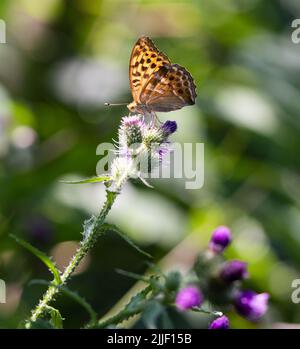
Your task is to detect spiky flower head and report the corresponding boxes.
[118,115,145,150]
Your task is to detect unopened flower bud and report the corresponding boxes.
[234,290,269,322]
[209,315,230,329]
[175,286,203,311]
[209,226,232,253]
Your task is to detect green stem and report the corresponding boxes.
[26,188,120,328]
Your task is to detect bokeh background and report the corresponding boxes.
[0,0,300,329]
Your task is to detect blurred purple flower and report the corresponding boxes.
[175,286,203,311]
[209,315,230,329]
[209,226,232,253]
[234,290,269,321]
[220,260,248,283]
[25,216,53,244]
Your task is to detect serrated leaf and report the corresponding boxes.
[95,285,152,329]
[46,306,63,329]
[125,286,152,313]
[115,269,150,283]
[101,223,152,258]
[192,306,223,316]
[10,234,61,285]
[29,280,97,324]
[60,176,111,184]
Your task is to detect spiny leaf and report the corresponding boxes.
[10,235,61,285]
[46,306,63,329]
[29,280,97,324]
[59,286,97,324]
[115,269,151,283]
[192,306,223,317]
[125,285,152,313]
[60,175,111,184]
[101,223,152,259]
[96,285,152,328]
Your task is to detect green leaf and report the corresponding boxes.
[46,306,63,329]
[26,319,54,329]
[59,286,97,324]
[192,306,223,316]
[60,175,111,184]
[125,285,152,313]
[161,309,174,329]
[115,269,151,283]
[29,280,97,324]
[10,234,62,285]
[101,223,152,259]
[95,285,152,329]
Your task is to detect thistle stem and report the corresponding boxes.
[26,188,120,328]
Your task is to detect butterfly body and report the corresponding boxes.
[128,36,197,115]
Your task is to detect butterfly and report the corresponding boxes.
[127,36,197,115]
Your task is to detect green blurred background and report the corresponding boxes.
[0,0,300,329]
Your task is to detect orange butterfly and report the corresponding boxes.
[127,36,197,115]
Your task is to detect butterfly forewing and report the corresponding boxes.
[140,63,197,112]
[129,36,170,104]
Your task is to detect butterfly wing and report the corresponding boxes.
[140,63,197,112]
[129,36,170,104]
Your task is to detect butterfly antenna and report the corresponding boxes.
[104,102,128,107]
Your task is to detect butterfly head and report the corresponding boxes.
[127,101,137,112]
[127,101,148,114]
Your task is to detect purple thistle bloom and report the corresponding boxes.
[161,120,177,136]
[234,290,269,322]
[209,315,230,329]
[209,226,232,253]
[175,286,203,311]
[220,260,248,283]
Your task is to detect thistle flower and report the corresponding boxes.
[209,226,232,253]
[219,260,248,283]
[110,156,136,188]
[115,115,178,186]
[175,286,203,311]
[209,315,230,329]
[234,290,269,322]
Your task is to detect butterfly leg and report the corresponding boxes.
[149,111,160,128]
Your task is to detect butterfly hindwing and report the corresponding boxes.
[140,63,197,112]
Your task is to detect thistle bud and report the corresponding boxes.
[234,290,269,322]
[219,260,248,283]
[209,226,232,253]
[161,120,177,137]
[209,315,230,329]
[119,115,144,149]
[175,286,203,311]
